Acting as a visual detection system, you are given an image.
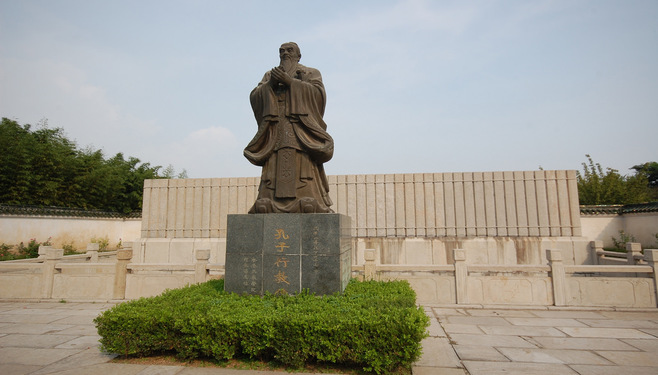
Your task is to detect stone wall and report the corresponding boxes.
[137,170,587,266]
[141,170,582,239]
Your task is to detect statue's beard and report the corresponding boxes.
[279,56,297,74]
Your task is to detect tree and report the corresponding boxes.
[577,155,652,205]
[0,117,182,213]
[631,162,658,200]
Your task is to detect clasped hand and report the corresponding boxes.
[270,66,293,87]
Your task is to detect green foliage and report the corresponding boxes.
[0,243,30,261]
[632,162,658,188]
[16,237,52,258]
[610,230,636,251]
[95,279,430,374]
[91,236,110,251]
[577,155,652,205]
[631,162,658,199]
[0,243,16,261]
[62,242,78,255]
[0,117,182,213]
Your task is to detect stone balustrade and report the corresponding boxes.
[357,248,658,307]
[1,244,657,308]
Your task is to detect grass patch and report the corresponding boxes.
[95,279,429,374]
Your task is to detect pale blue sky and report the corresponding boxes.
[1,0,656,178]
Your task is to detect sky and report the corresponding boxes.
[1,0,656,179]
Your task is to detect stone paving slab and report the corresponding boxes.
[525,336,640,351]
[411,366,467,375]
[462,360,579,374]
[577,318,658,328]
[640,328,658,337]
[570,364,658,375]
[31,348,117,375]
[452,345,508,362]
[0,347,82,366]
[557,326,656,338]
[441,323,483,334]
[478,324,566,337]
[414,338,461,368]
[622,338,658,351]
[595,350,658,366]
[0,363,42,375]
[463,309,536,318]
[0,322,76,335]
[448,333,537,348]
[504,317,587,327]
[444,316,511,326]
[497,347,613,365]
[529,310,607,319]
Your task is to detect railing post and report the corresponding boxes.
[590,240,603,265]
[41,246,63,299]
[113,249,133,299]
[454,249,467,304]
[626,243,643,265]
[644,249,658,307]
[364,249,376,280]
[195,248,211,283]
[547,249,568,306]
[86,243,99,262]
[38,245,49,260]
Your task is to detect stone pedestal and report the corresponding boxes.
[225,213,352,295]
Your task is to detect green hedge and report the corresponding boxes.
[95,279,429,373]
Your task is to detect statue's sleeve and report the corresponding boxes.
[250,72,278,122]
[287,69,326,122]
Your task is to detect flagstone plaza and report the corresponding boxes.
[0,300,656,375]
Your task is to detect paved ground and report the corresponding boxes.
[0,301,657,374]
[415,305,658,375]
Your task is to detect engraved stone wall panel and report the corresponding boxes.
[404,174,416,237]
[524,171,539,236]
[210,179,221,237]
[566,170,582,236]
[375,174,387,237]
[493,171,507,237]
[556,170,571,237]
[140,170,581,239]
[473,172,486,237]
[514,171,529,236]
[424,174,436,237]
[385,174,396,237]
[504,171,518,237]
[443,173,456,237]
[463,173,476,237]
[141,179,152,238]
[356,174,367,237]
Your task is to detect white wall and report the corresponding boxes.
[0,216,141,251]
[580,213,658,248]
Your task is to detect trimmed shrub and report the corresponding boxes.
[95,279,429,373]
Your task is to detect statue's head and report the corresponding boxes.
[279,42,301,64]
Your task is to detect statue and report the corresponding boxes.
[244,42,334,214]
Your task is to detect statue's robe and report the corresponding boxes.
[244,63,334,213]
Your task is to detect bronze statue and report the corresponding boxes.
[244,42,334,214]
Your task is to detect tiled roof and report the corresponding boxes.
[0,205,141,219]
[580,202,658,215]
